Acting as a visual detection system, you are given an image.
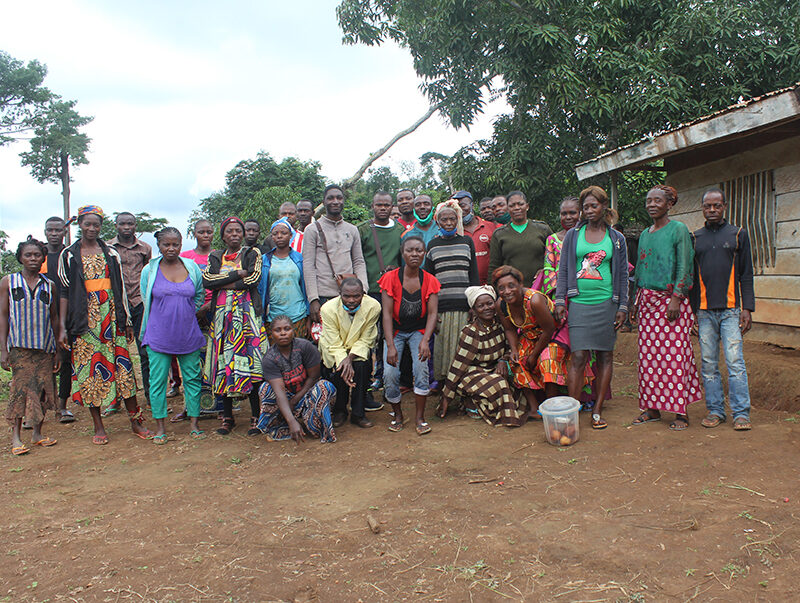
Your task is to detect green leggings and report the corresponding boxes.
[147,348,202,419]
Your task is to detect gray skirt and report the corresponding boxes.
[567,299,618,352]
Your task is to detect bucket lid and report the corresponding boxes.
[539,396,580,414]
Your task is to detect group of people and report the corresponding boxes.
[1,182,756,455]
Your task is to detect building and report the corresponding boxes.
[575,85,800,348]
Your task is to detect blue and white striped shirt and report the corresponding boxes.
[7,272,56,353]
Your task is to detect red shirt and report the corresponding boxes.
[464,218,496,284]
[378,268,441,333]
[397,217,416,230]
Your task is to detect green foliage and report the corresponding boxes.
[0,230,21,278]
[0,51,54,145]
[98,212,169,241]
[338,0,800,227]
[19,99,92,184]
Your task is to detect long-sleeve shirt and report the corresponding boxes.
[302,216,368,302]
[424,235,479,312]
[357,219,404,294]
[318,295,381,368]
[691,220,755,312]
[635,220,694,298]
[488,220,552,287]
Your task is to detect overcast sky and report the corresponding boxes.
[0,0,507,245]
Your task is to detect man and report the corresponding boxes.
[279,202,298,227]
[244,219,264,251]
[491,195,511,224]
[479,197,495,222]
[692,188,754,431]
[303,185,368,324]
[455,191,496,285]
[263,202,304,252]
[109,212,152,409]
[319,278,381,428]
[488,191,552,286]
[42,216,74,423]
[358,191,405,391]
[395,188,416,229]
[402,194,438,248]
[296,199,314,232]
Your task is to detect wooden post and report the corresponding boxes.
[610,171,619,211]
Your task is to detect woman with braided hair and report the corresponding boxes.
[631,185,701,431]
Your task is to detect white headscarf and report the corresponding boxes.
[465,285,497,308]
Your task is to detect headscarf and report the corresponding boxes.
[77,205,104,221]
[465,285,497,308]
[434,200,464,236]
[220,216,245,237]
[270,217,296,237]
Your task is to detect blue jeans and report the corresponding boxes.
[383,330,429,403]
[698,309,751,421]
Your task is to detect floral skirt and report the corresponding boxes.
[257,380,336,443]
[5,348,56,423]
[512,338,569,390]
[204,291,265,396]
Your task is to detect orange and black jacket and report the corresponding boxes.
[690,220,755,313]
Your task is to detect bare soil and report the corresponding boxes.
[2,333,799,602]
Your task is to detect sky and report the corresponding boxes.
[0,0,508,246]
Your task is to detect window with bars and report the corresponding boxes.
[720,170,776,274]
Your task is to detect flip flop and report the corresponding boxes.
[170,410,188,423]
[591,415,608,430]
[388,419,405,432]
[133,429,155,440]
[733,417,752,431]
[101,404,121,417]
[669,416,689,431]
[59,410,76,424]
[415,421,432,436]
[11,445,30,456]
[152,434,168,445]
[632,411,661,425]
[92,435,109,445]
[32,437,58,447]
[22,421,33,430]
[190,429,206,440]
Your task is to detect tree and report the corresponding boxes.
[0,230,21,278]
[98,212,169,241]
[338,0,800,224]
[0,51,53,145]
[19,100,92,240]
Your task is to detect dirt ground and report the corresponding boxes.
[2,332,799,602]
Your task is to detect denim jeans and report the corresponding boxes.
[698,308,751,420]
[383,330,430,403]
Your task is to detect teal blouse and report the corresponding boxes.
[635,220,694,297]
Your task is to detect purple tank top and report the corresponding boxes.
[143,268,205,355]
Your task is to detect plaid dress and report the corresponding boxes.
[442,319,526,426]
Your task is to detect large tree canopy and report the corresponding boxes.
[0,51,53,145]
[338,0,800,223]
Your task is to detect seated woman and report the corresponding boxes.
[256,315,336,443]
[440,285,526,427]
[494,265,571,418]
[378,235,440,435]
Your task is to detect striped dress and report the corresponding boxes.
[442,319,526,426]
[5,272,57,422]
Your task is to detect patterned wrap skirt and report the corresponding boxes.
[636,288,702,414]
[204,290,265,396]
[512,338,569,390]
[5,348,56,423]
[257,379,336,443]
[433,311,470,381]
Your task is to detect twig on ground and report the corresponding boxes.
[718,482,765,497]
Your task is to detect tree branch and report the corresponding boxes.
[341,102,442,190]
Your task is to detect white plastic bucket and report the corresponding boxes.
[539,396,580,446]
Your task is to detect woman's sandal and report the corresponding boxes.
[246,417,261,436]
[415,421,432,436]
[11,445,30,456]
[59,410,76,424]
[92,435,109,445]
[669,415,689,431]
[153,434,168,445]
[32,437,58,447]
[217,417,235,435]
[733,417,752,431]
[133,428,155,440]
[190,429,206,440]
[170,410,188,423]
[591,415,608,430]
[632,410,661,425]
[388,419,405,432]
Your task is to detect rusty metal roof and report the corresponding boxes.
[575,83,800,180]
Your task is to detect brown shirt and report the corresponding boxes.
[108,236,152,307]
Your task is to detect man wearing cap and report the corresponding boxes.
[454,191,496,285]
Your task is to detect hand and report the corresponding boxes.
[690,315,699,337]
[125,325,135,344]
[288,418,305,444]
[58,331,71,352]
[666,297,680,322]
[418,339,431,362]
[629,306,637,325]
[495,360,508,378]
[613,311,627,331]
[0,349,9,371]
[53,353,61,373]
[526,354,538,371]
[309,300,321,323]
[509,351,519,365]
[739,309,752,334]
[554,305,566,324]
[337,356,355,387]
[386,345,398,367]
[238,269,250,279]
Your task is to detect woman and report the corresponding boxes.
[256,315,336,443]
[441,285,526,427]
[140,227,207,443]
[202,216,265,436]
[495,265,566,418]
[57,205,153,444]
[541,197,580,297]
[379,235,440,435]
[258,218,309,341]
[0,238,60,454]
[425,200,479,388]
[554,186,629,429]
[632,185,701,431]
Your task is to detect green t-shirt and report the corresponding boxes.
[635,220,694,297]
[574,225,613,305]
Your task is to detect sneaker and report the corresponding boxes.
[369,378,383,391]
[166,387,180,398]
[365,399,384,412]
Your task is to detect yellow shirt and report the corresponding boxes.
[319,295,380,368]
